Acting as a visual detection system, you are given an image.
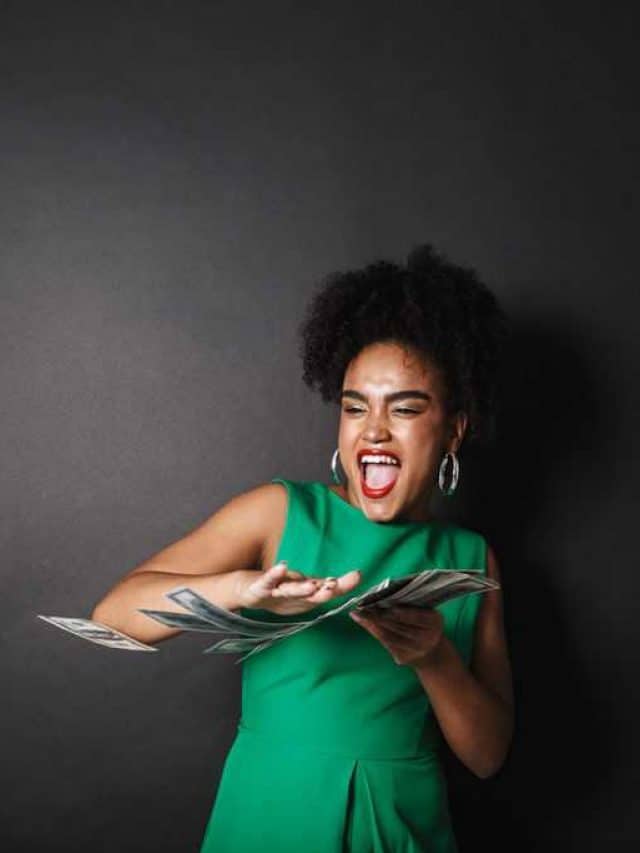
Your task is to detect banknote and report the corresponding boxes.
[203,637,270,653]
[38,570,499,661]
[202,623,309,657]
[139,607,307,644]
[36,615,158,651]
[164,586,315,636]
[137,608,232,633]
[167,569,501,663]
[256,569,499,661]
[359,570,498,610]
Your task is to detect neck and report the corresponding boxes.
[328,483,434,524]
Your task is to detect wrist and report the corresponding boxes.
[230,568,262,610]
[414,633,456,675]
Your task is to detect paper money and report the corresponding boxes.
[38,569,499,661]
[36,615,158,651]
[165,586,315,636]
[137,609,231,633]
[359,570,497,610]
[204,637,269,653]
[144,569,500,663]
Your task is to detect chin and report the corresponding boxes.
[360,496,401,523]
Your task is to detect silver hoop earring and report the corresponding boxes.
[330,449,343,485]
[438,451,459,496]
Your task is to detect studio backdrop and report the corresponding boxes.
[1,2,638,851]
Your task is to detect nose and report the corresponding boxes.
[362,411,391,443]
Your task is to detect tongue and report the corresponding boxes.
[365,464,399,488]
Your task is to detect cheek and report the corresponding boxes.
[337,419,356,453]
[403,430,444,472]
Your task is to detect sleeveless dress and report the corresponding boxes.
[199,479,488,853]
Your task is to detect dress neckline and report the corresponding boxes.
[318,482,436,531]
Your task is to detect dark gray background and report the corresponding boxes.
[2,1,638,850]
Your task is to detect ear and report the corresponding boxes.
[448,411,468,453]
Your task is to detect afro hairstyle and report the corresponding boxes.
[298,244,509,446]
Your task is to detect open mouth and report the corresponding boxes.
[357,450,401,499]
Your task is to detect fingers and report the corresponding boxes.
[335,569,362,590]
[264,563,320,585]
[305,576,339,600]
[272,579,322,598]
[260,562,289,590]
[262,563,363,602]
[369,605,439,627]
[350,618,417,664]
[304,570,362,603]
[358,604,439,624]
[263,562,320,599]
[281,569,307,580]
[350,611,418,650]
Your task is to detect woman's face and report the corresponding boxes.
[335,340,467,524]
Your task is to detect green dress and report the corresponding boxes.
[199,479,488,853]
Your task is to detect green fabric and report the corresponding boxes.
[200,479,487,852]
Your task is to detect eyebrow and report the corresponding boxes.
[340,389,432,403]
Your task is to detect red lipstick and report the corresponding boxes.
[357,449,401,499]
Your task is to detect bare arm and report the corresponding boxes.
[347,541,514,778]
[91,483,362,644]
[413,544,515,778]
[90,484,285,643]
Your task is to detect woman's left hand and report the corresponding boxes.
[349,604,445,668]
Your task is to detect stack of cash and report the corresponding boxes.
[37,569,499,663]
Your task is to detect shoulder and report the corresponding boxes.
[193,482,291,573]
[123,481,293,579]
[188,482,289,557]
[224,481,289,528]
[229,480,297,571]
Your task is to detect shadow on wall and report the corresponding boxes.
[437,310,619,852]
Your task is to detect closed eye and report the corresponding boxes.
[343,406,420,415]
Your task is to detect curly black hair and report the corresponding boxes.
[298,244,509,446]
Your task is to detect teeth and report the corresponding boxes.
[360,454,400,465]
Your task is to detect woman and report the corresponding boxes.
[92,244,514,852]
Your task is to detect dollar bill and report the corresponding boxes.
[163,586,314,637]
[172,569,499,663]
[203,637,268,653]
[138,609,231,633]
[36,615,158,651]
[361,570,498,610]
[38,570,499,660]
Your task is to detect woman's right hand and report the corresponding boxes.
[236,562,362,616]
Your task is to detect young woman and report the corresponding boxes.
[92,244,514,852]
